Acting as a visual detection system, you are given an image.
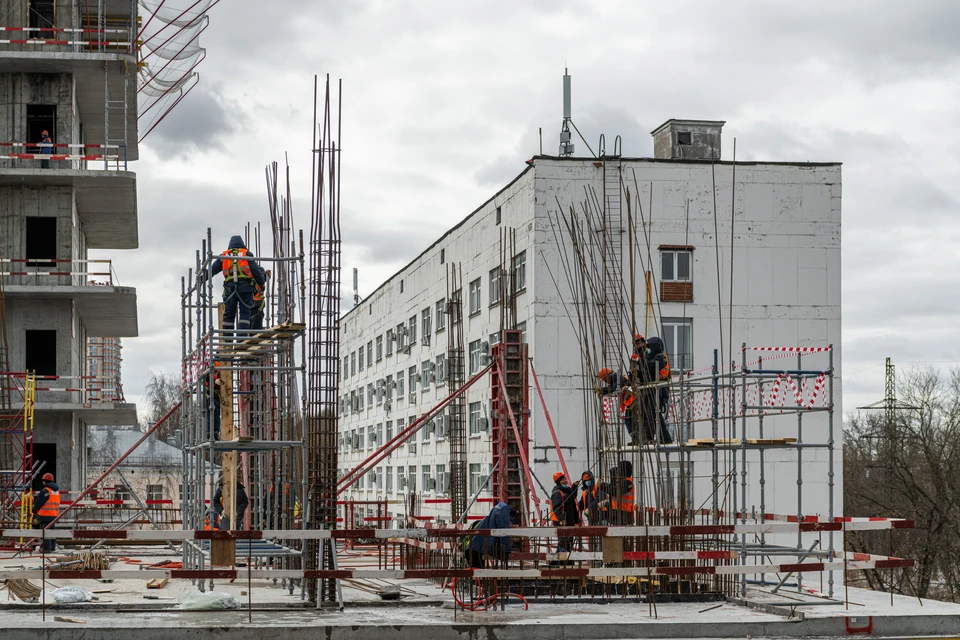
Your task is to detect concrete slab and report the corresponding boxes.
[0,549,959,639]
[4,284,137,337]
[33,402,138,426]
[0,51,138,159]
[0,169,137,249]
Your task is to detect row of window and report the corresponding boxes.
[339,401,490,453]
[342,252,527,381]
[340,323,526,417]
[342,462,492,496]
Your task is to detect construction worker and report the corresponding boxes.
[465,501,516,568]
[550,472,580,553]
[602,460,635,526]
[645,336,674,444]
[203,362,223,440]
[213,476,249,530]
[39,130,53,168]
[33,472,60,552]
[251,269,271,331]
[597,367,638,446]
[577,470,609,526]
[210,236,266,340]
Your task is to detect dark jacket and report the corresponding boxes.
[34,481,60,512]
[645,337,668,382]
[468,502,513,557]
[213,481,249,515]
[551,481,579,526]
[211,236,266,287]
[577,470,606,512]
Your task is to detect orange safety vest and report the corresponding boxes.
[660,353,671,380]
[221,248,254,282]
[253,283,264,303]
[619,387,636,413]
[203,515,211,530]
[37,489,60,517]
[608,479,634,512]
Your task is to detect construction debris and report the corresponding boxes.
[5,579,41,602]
[146,578,168,589]
[53,616,86,624]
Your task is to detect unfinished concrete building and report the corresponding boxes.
[0,0,138,497]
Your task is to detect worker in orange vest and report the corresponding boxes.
[603,461,635,526]
[597,367,638,445]
[550,472,580,553]
[34,472,60,552]
[210,236,266,340]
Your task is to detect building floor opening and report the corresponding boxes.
[25,216,57,267]
[28,0,56,39]
[31,442,56,491]
[26,104,56,154]
[25,329,57,376]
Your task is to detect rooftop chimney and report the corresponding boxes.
[651,119,725,160]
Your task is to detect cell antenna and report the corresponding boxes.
[559,68,574,156]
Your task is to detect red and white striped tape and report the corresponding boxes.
[1,152,119,161]
[750,346,832,353]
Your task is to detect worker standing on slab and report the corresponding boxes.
[39,130,53,169]
[210,236,266,340]
[213,476,249,530]
[550,472,580,553]
[34,472,60,552]
[645,336,674,444]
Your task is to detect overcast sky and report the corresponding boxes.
[109,0,960,420]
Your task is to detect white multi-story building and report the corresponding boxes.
[338,120,841,526]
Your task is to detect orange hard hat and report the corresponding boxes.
[553,472,565,483]
[634,333,645,342]
[41,130,49,136]
[42,472,54,482]
[598,367,612,380]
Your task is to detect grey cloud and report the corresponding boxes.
[140,83,248,159]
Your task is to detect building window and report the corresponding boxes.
[468,339,481,374]
[385,374,393,401]
[440,248,445,264]
[660,247,694,302]
[358,346,365,371]
[489,267,501,305]
[436,464,448,495]
[400,279,404,294]
[422,413,430,441]
[386,420,393,442]
[351,351,356,376]
[408,316,417,346]
[495,206,502,225]
[367,340,373,367]
[435,354,446,385]
[396,323,406,352]
[343,355,349,380]
[26,104,56,156]
[397,466,406,492]
[396,371,404,396]
[517,321,527,344]
[468,278,481,315]
[469,401,485,435]
[436,299,446,332]
[386,466,393,493]
[368,425,376,450]
[451,289,462,324]
[376,335,383,361]
[25,330,57,376]
[469,463,491,495]
[409,366,417,394]
[366,383,374,408]
[512,251,527,291]
[422,308,431,342]
[386,330,394,357]
[146,484,163,503]
[421,360,431,391]
[662,317,693,372]
[677,131,692,145]
[422,466,433,493]
[407,466,417,492]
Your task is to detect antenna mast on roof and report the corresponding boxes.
[353,267,360,308]
[559,68,574,156]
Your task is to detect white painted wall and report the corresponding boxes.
[339,156,842,529]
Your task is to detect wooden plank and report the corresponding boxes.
[210,539,236,567]
[219,303,237,534]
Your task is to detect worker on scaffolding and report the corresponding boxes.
[597,367,639,446]
[465,501,517,568]
[39,129,53,169]
[645,337,674,444]
[550,472,581,553]
[577,470,609,526]
[602,460,634,526]
[33,472,60,552]
[213,475,249,530]
[251,269,271,331]
[210,235,266,340]
[203,361,223,440]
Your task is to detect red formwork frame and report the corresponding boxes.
[491,330,531,521]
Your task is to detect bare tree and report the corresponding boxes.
[142,371,183,443]
[845,366,960,601]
